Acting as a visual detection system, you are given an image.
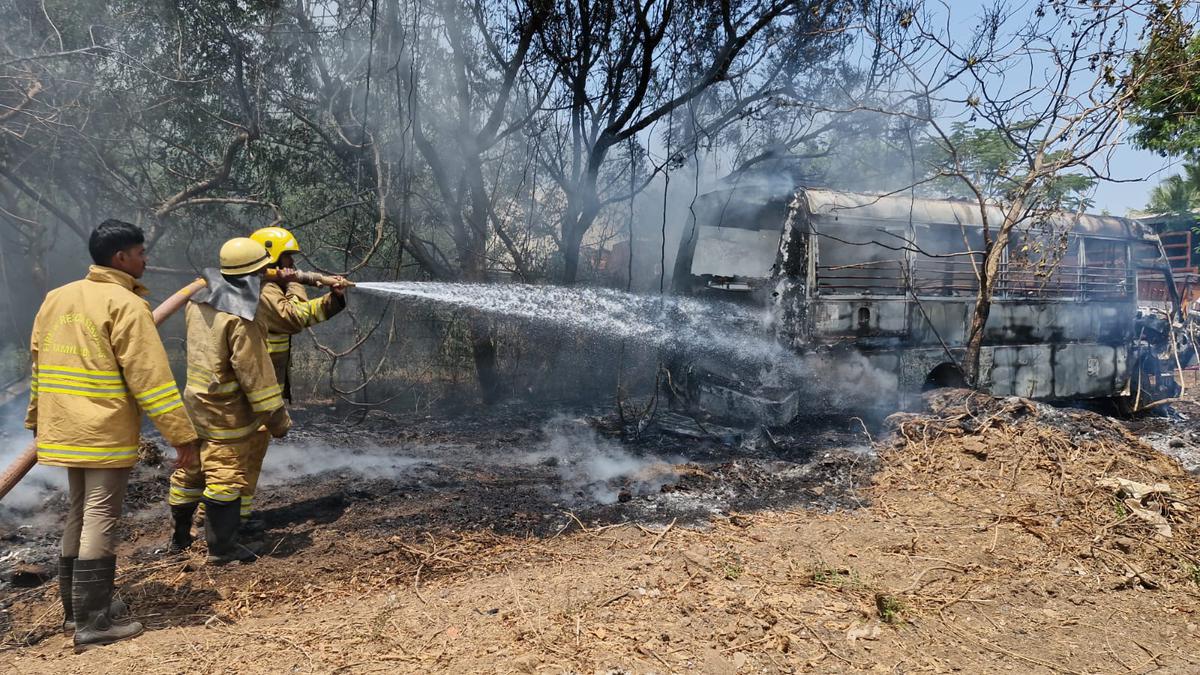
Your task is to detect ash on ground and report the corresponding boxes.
[239,402,877,537]
[0,402,873,593]
[1124,401,1200,474]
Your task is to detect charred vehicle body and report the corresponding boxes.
[670,188,1191,423]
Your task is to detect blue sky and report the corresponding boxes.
[937,0,1192,216]
[1095,146,1184,216]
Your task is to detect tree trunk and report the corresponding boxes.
[562,224,585,284]
[560,188,600,285]
[962,244,1001,386]
[460,199,505,404]
[470,316,503,404]
[963,200,1026,387]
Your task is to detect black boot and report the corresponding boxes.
[204,498,257,565]
[168,504,198,553]
[242,514,265,534]
[59,556,73,634]
[60,556,130,634]
[72,557,143,652]
[240,516,265,554]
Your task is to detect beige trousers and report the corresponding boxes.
[169,430,268,517]
[62,467,132,559]
[240,430,271,518]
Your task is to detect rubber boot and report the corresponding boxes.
[59,556,73,635]
[60,557,130,634]
[168,504,199,553]
[72,557,143,652]
[204,498,257,565]
[242,514,265,535]
[240,516,265,554]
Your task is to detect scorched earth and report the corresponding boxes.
[3,391,1200,674]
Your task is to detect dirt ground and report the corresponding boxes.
[2,392,1200,673]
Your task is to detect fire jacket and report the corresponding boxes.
[183,301,290,441]
[259,281,345,388]
[25,266,198,468]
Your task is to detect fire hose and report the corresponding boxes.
[0,269,352,502]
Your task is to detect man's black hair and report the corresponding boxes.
[89,219,145,266]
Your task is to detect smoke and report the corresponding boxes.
[620,153,725,292]
[259,419,685,507]
[519,417,684,505]
[777,351,900,409]
[617,108,925,292]
[616,112,933,295]
[621,149,800,292]
[269,419,686,507]
[0,397,64,524]
[257,442,434,487]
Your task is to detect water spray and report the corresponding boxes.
[354,281,788,366]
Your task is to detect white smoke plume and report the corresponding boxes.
[0,399,64,522]
[256,418,685,507]
[519,417,685,505]
[257,441,435,487]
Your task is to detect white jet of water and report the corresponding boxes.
[356,281,791,366]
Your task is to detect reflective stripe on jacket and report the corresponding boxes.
[183,301,288,441]
[26,266,198,468]
[259,282,345,384]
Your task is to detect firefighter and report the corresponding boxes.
[26,219,199,652]
[238,226,348,539]
[167,237,291,564]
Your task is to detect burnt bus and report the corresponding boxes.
[670,188,1188,422]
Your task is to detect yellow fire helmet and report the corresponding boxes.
[219,237,272,276]
[250,226,301,264]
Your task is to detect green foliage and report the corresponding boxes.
[1144,160,1200,232]
[927,123,1096,211]
[721,561,744,581]
[1130,15,1200,157]
[1147,175,1198,216]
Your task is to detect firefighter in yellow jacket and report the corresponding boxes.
[236,226,347,539]
[167,237,291,564]
[26,219,199,652]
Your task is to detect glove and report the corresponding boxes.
[265,407,292,439]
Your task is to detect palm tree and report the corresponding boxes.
[1146,161,1200,230]
[1185,161,1200,191]
[1147,175,1197,215]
